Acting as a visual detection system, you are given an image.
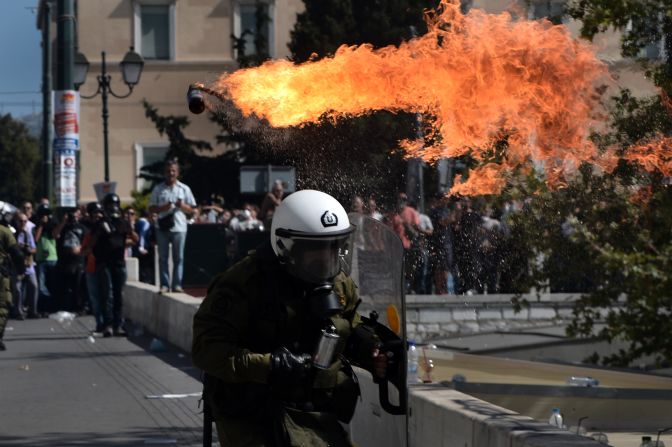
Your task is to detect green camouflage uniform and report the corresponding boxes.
[0,225,18,343]
[192,243,366,447]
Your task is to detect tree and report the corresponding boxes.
[567,0,672,89]
[141,100,241,205]
[279,0,438,205]
[493,86,672,368]
[289,0,436,63]
[0,114,40,205]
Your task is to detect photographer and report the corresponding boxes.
[53,208,86,312]
[10,212,38,319]
[34,204,58,312]
[90,193,138,337]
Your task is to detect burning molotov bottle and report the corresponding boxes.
[186,84,206,114]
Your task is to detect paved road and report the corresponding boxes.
[0,315,213,446]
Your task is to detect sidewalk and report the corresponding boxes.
[0,315,213,446]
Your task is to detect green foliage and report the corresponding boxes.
[129,189,151,213]
[142,100,241,204]
[283,0,438,206]
[289,0,436,62]
[566,0,672,89]
[0,114,40,205]
[494,0,672,368]
[205,0,440,208]
[500,91,672,367]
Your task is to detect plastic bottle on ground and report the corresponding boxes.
[548,408,564,429]
[407,341,420,384]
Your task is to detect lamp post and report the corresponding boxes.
[75,48,144,182]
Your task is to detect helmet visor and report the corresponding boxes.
[284,234,352,283]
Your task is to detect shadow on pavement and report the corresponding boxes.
[124,319,202,382]
[0,427,203,446]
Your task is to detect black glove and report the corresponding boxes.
[270,347,312,386]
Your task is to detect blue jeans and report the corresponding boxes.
[12,272,38,316]
[97,263,127,330]
[36,260,57,312]
[156,230,186,289]
[36,260,57,298]
[86,272,104,331]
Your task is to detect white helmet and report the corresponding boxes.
[271,190,354,283]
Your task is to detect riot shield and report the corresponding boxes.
[346,213,408,447]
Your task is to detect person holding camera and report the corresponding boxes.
[10,212,38,319]
[90,193,138,337]
[53,208,86,312]
[34,204,58,312]
[149,159,196,293]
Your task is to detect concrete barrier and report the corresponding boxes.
[123,282,605,447]
[124,281,200,353]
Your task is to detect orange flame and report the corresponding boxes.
[450,164,507,196]
[212,0,611,195]
[625,137,672,177]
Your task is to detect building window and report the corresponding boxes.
[626,18,665,60]
[134,143,169,191]
[134,2,175,60]
[233,1,274,59]
[529,1,566,25]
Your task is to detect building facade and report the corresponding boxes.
[39,0,304,203]
[38,0,658,204]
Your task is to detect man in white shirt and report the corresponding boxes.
[149,160,196,293]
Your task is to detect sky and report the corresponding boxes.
[0,0,43,118]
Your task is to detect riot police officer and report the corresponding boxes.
[1,216,26,351]
[192,190,386,447]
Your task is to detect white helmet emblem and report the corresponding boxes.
[321,210,338,227]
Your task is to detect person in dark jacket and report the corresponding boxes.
[89,193,138,337]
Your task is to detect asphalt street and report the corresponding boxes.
[0,315,213,446]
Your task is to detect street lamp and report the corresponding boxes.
[76,47,144,182]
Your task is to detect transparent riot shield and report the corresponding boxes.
[346,213,408,447]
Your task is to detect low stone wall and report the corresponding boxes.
[406,293,580,342]
[123,282,604,447]
[124,281,200,353]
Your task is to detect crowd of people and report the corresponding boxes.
[0,193,137,337]
[351,192,526,296]
[2,156,532,344]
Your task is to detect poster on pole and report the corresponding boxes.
[54,149,77,207]
[53,90,80,207]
